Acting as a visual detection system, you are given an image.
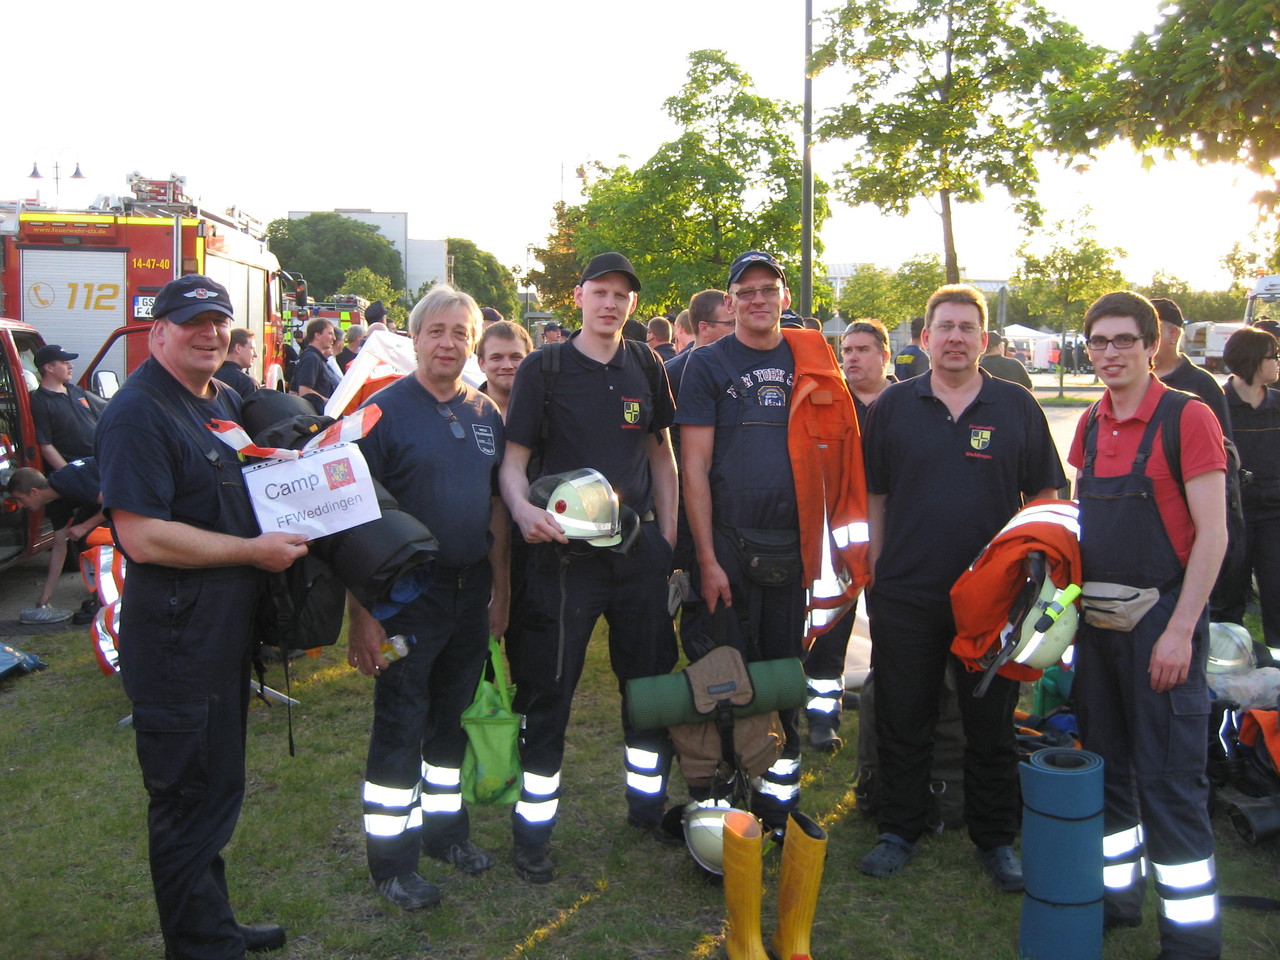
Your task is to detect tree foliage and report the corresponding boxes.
[837,254,947,327]
[1013,211,1125,394]
[335,267,406,327]
[446,238,519,320]
[265,213,404,300]
[564,50,827,314]
[528,201,587,322]
[1046,0,1280,196]
[814,0,1102,283]
[1134,273,1241,323]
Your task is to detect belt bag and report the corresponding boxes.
[722,525,801,587]
[1080,581,1161,631]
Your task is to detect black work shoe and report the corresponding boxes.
[514,842,556,883]
[425,838,495,875]
[238,923,287,953]
[808,723,843,753]
[975,844,1024,892]
[373,872,443,910]
[627,813,684,847]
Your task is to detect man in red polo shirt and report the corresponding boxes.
[1068,291,1226,960]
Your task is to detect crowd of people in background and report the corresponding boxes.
[20,252,1267,960]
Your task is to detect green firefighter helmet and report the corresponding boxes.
[1007,559,1081,671]
[682,801,754,875]
[1207,621,1255,675]
[528,468,622,547]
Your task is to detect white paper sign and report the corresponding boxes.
[243,442,381,540]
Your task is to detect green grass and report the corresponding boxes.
[1036,396,1096,407]
[2,619,1278,960]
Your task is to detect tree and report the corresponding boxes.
[570,50,827,312]
[265,213,404,300]
[836,254,946,328]
[814,0,1102,283]
[528,201,587,322]
[837,265,895,322]
[890,254,947,324]
[446,238,519,320]
[1048,0,1279,193]
[1012,211,1125,396]
[335,267,406,327]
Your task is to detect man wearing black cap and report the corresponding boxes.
[31,344,99,471]
[1151,297,1231,438]
[678,251,868,828]
[96,274,308,959]
[540,320,563,345]
[500,252,679,882]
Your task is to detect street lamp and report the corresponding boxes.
[28,153,86,206]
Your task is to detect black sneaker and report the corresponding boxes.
[373,872,442,910]
[808,723,843,753]
[514,842,556,883]
[425,838,495,875]
[627,813,684,847]
[238,923,287,953]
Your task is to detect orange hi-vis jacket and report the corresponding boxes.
[780,328,871,647]
[950,498,1083,683]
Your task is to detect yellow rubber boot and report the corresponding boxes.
[770,811,828,960]
[721,809,769,960]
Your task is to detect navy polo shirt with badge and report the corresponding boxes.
[863,368,1066,603]
[31,383,98,460]
[505,334,674,516]
[356,375,503,572]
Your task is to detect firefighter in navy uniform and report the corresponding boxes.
[96,275,307,960]
[500,252,679,883]
[1069,292,1226,960]
[347,284,510,912]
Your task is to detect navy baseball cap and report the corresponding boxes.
[152,275,235,324]
[34,344,78,368]
[728,250,786,287]
[1150,297,1184,328]
[580,252,641,292]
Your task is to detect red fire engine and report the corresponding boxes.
[0,173,292,392]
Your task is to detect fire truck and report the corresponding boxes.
[0,173,292,393]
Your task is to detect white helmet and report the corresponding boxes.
[1208,622,1255,675]
[1010,575,1081,670]
[682,801,754,875]
[528,468,622,547]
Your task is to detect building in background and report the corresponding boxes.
[288,209,448,295]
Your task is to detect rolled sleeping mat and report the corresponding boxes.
[626,657,807,730]
[1226,793,1280,845]
[1019,748,1104,960]
[307,477,439,616]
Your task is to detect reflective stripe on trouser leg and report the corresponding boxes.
[420,762,469,851]
[1102,823,1145,892]
[805,675,843,727]
[1154,856,1219,937]
[624,745,670,826]
[363,780,423,839]
[512,770,561,846]
[751,755,801,829]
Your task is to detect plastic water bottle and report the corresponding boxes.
[380,634,415,662]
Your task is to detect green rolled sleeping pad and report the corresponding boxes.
[626,657,807,730]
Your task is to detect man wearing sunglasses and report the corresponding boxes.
[1068,291,1225,960]
[347,283,510,912]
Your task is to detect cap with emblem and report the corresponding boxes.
[34,344,78,368]
[728,250,786,287]
[151,275,235,325]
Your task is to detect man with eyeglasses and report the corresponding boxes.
[500,252,680,882]
[860,284,1065,890]
[1067,291,1225,959]
[678,250,868,829]
[348,283,510,911]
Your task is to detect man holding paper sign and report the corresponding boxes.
[347,284,511,912]
[97,274,308,960]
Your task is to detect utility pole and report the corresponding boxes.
[801,0,814,317]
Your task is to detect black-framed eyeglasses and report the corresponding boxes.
[1086,334,1142,351]
[436,402,466,440]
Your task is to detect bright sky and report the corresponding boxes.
[4,0,1269,293]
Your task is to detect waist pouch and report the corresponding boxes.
[1080,581,1161,632]
[720,524,801,587]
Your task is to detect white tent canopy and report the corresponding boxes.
[1002,323,1054,340]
